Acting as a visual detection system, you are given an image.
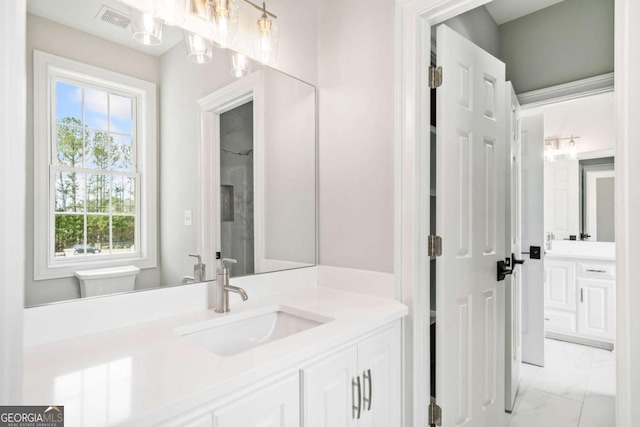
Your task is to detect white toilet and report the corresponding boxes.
[75,265,141,298]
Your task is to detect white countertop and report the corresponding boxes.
[545,251,615,261]
[23,287,407,427]
[545,240,615,261]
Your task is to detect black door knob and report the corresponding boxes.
[497,260,513,281]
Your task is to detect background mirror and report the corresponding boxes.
[533,92,615,242]
[26,0,316,306]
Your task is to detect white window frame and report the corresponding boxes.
[33,50,157,280]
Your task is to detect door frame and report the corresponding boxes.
[197,71,266,275]
[0,0,26,405]
[394,0,638,426]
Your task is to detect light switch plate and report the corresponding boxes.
[184,210,192,226]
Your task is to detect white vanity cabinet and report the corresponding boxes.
[212,375,300,427]
[164,321,401,427]
[544,256,615,346]
[302,323,401,427]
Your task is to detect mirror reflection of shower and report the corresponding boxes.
[220,101,255,277]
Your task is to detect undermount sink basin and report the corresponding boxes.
[176,305,333,357]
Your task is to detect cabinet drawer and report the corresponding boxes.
[578,262,615,279]
[545,310,577,334]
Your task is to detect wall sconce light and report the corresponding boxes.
[206,0,239,48]
[228,50,252,77]
[243,0,278,64]
[130,8,163,46]
[155,0,187,26]
[184,30,213,63]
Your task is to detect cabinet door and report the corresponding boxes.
[213,374,299,427]
[577,278,615,341]
[357,323,401,427]
[544,260,577,312]
[302,346,359,427]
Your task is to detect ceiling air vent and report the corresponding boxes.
[96,6,131,29]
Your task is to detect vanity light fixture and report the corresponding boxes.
[206,0,240,48]
[154,0,187,26]
[544,135,580,161]
[130,8,163,46]
[184,30,213,63]
[228,50,252,77]
[243,0,278,64]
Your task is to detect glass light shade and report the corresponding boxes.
[184,31,213,63]
[544,142,557,162]
[155,0,187,26]
[254,14,278,64]
[567,139,578,160]
[206,0,239,49]
[227,51,252,77]
[130,8,163,46]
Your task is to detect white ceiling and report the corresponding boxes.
[27,0,183,56]
[485,0,568,25]
[522,92,615,156]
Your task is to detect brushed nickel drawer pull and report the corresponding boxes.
[586,269,607,273]
[352,376,362,419]
[363,369,372,411]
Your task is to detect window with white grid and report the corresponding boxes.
[34,51,157,280]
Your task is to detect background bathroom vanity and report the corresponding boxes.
[25,0,317,306]
[530,92,617,349]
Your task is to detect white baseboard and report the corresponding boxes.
[317,265,395,299]
[546,331,614,351]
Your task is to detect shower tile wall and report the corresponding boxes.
[220,101,254,277]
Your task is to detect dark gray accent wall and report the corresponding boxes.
[444,6,500,58]
[499,0,614,94]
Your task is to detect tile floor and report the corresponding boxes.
[507,338,616,427]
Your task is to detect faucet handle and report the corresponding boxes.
[189,254,202,264]
[221,258,237,267]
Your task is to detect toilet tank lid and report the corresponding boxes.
[74,265,141,280]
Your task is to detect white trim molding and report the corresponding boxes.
[32,50,158,280]
[197,71,266,274]
[0,0,26,404]
[518,72,614,109]
[615,0,640,425]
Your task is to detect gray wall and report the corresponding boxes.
[444,6,500,58]
[318,0,395,273]
[158,43,236,286]
[25,14,162,306]
[499,0,614,93]
[596,177,615,242]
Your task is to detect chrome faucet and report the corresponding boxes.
[189,254,206,282]
[215,257,248,313]
[545,232,555,251]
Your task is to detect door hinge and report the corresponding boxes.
[428,401,442,426]
[428,66,443,89]
[428,235,442,257]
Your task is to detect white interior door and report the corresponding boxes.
[520,115,545,367]
[504,82,522,412]
[436,24,506,427]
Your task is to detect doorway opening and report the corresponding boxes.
[426,1,615,426]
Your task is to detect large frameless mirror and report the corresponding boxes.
[25,0,316,306]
